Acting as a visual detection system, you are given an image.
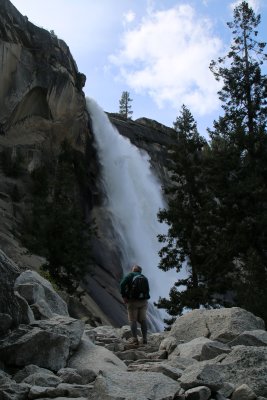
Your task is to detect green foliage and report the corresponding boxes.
[50,30,57,38]
[155,105,216,324]
[209,0,267,139]
[207,1,267,323]
[119,91,133,119]
[21,140,93,293]
[38,266,61,292]
[157,2,267,327]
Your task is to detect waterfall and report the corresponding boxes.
[86,98,177,330]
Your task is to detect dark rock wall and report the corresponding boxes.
[108,114,174,188]
[0,249,21,328]
[0,0,90,264]
[0,0,175,328]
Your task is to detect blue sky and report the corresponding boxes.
[11,0,267,137]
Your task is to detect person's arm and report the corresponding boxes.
[120,273,132,302]
[147,279,151,299]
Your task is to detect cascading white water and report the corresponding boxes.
[86,97,177,330]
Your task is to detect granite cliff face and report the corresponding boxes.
[108,114,174,188]
[0,0,87,141]
[0,0,174,328]
[0,0,90,259]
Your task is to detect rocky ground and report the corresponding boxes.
[1,248,267,400]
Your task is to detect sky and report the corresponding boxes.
[10,0,267,138]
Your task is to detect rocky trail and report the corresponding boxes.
[1,249,267,400]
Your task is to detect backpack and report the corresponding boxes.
[128,274,150,300]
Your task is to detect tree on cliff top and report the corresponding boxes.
[119,91,133,119]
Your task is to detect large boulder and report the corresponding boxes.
[0,250,35,334]
[0,325,70,371]
[56,367,94,385]
[212,345,267,397]
[184,386,211,400]
[179,363,224,392]
[68,337,127,375]
[231,384,257,400]
[13,364,56,383]
[176,344,267,397]
[171,337,212,361]
[228,329,267,347]
[0,249,21,329]
[27,382,92,399]
[15,270,69,317]
[0,375,29,400]
[21,372,62,387]
[93,369,181,400]
[169,307,265,343]
[14,291,35,324]
[30,315,85,351]
[200,340,231,361]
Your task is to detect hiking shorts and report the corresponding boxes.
[127,299,148,322]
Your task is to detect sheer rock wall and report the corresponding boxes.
[0,0,174,328]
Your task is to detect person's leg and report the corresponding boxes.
[127,302,139,344]
[140,320,148,344]
[137,301,148,344]
[130,320,138,338]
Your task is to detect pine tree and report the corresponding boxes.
[209,1,267,142]
[43,140,92,291]
[208,1,267,322]
[156,2,267,326]
[21,140,92,293]
[156,105,211,326]
[119,91,133,119]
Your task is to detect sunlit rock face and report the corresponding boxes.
[0,0,88,149]
[0,0,90,266]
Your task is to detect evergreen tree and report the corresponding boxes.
[156,105,211,326]
[119,91,133,119]
[209,1,267,142]
[156,2,267,326]
[208,1,267,322]
[44,141,91,290]
[21,140,92,292]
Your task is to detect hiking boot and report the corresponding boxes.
[142,338,147,345]
[128,337,139,345]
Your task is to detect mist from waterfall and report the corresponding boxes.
[86,98,177,330]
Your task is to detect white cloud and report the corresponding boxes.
[123,10,136,24]
[109,4,223,116]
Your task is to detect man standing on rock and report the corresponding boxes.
[120,264,150,345]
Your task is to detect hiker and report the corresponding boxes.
[120,264,150,345]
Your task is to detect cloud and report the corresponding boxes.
[109,4,223,116]
[123,10,136,24]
